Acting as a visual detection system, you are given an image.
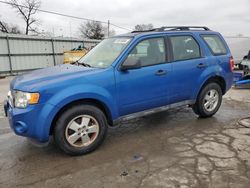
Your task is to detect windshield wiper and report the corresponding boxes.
[72,60,92,67]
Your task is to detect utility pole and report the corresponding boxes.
[107,20,110,37]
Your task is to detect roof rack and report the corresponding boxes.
[131,26,210,33]
[131,29,156,33]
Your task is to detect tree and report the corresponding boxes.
[0,20,21,34]
[79,21,105,40]
[134,24,154,31]
[8,0,41,35]
[0,21,8,33]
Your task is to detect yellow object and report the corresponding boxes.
[63,49,88,64]
[29,93,40,104]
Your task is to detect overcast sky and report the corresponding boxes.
[0,0,250,37]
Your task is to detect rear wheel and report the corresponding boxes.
[54,104,108,155]
[192,83,222,118]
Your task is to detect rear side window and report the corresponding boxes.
[170,36,201,61]
[201,35,227,55]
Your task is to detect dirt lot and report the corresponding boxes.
[0,77,250,188]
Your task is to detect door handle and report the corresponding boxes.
[197,63,207,69]
[155,69,167,76]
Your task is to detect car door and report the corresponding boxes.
[115,37,172,116]
[168,34,207,103]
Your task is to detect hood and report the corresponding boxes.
[11,64,100,91]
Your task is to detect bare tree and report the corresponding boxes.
[237,33,244,37]
[8,0,41,35]
[0,20,21,34]
[79,21,105,40]
[0,21,8,33]
[9,25,22,34]
[134,24,154,31]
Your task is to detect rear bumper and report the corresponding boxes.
[4,100,58,143]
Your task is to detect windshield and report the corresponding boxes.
[78,37,132,68]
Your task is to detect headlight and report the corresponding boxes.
[13,90,40,108]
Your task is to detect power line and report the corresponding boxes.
[110,23,132,31]
[0,0,132,31]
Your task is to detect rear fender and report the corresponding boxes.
[192,65,226,99]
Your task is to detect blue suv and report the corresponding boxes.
[4,26,234,155]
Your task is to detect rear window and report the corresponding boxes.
[170,35,201,61]
[201,35,227,55]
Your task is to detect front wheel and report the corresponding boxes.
[54,104,108,155]
[192,83,222,118]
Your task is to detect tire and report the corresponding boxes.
[192,83,222,118]
[54,104,108,156]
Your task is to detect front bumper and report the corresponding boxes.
[4,100,57,143]
[4,100,29,135]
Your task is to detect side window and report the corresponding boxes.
[201,35,227,55]
[127,38,166,67]
[170,36,201,61]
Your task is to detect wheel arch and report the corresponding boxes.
[196,75,226,100]
[50,98,113,135]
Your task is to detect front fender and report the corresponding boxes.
[48,84,118,118]
[38,84,117,141]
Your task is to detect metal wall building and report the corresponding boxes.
[0,33,100,76]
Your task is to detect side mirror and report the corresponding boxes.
[120,57,141,71]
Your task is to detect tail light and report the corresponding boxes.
[229,57,234,72]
